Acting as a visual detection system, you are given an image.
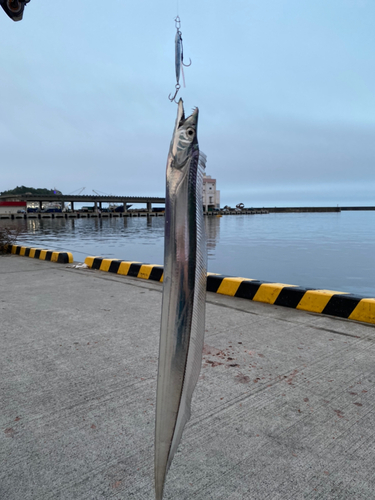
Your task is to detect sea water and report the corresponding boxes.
[2,211,374,297]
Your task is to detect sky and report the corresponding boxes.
[0,0,374,207]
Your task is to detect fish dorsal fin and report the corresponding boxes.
[198,151,207,175]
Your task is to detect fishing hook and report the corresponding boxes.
[177,26,192,68]
[168,83,181,103]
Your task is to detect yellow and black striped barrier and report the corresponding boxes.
[84,256,164,281]
[7,244,73,264]
[84,256,375,325]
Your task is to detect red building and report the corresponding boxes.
[0,201,27,214]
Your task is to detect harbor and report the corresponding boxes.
[1,254,375,499]
[1,3,374,499]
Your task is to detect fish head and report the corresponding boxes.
[170,99,199,168]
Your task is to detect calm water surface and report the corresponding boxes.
[2,211,374,296]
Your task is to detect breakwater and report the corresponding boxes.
[255,206,375,213]
[259,207,341,213]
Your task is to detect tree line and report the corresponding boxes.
[0,186,62,196]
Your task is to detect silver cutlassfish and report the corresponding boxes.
[155,99,207,500]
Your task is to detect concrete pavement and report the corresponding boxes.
[1,254,375,499]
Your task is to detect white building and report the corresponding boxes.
[202,175,220,212]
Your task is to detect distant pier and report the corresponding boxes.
[1,192,374,220]
[0,211,165,220]
[0,209,267,220]
[0,193,165,212]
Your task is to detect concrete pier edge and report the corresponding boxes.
[83,256,375,326]
[4,248,374,325]
[3,249,375,499]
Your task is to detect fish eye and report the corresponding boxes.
[186,128,195,140]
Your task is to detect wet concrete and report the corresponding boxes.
[1,255,375,499]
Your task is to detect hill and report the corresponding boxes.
[0,186,62,196]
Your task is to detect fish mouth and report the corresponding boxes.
[177,99,199,128]
[177,97,185,127]
[177,98,185,126]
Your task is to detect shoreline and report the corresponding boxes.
[1,205,375,220]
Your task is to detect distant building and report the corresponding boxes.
[0,201,26,214]
[202,175,220,212]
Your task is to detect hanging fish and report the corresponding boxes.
[168,16,192,103]
[155,99,207,500]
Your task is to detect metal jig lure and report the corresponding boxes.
[168,16,191,103]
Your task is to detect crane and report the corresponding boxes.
[92,189,111,196]
[68,187,86,195]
